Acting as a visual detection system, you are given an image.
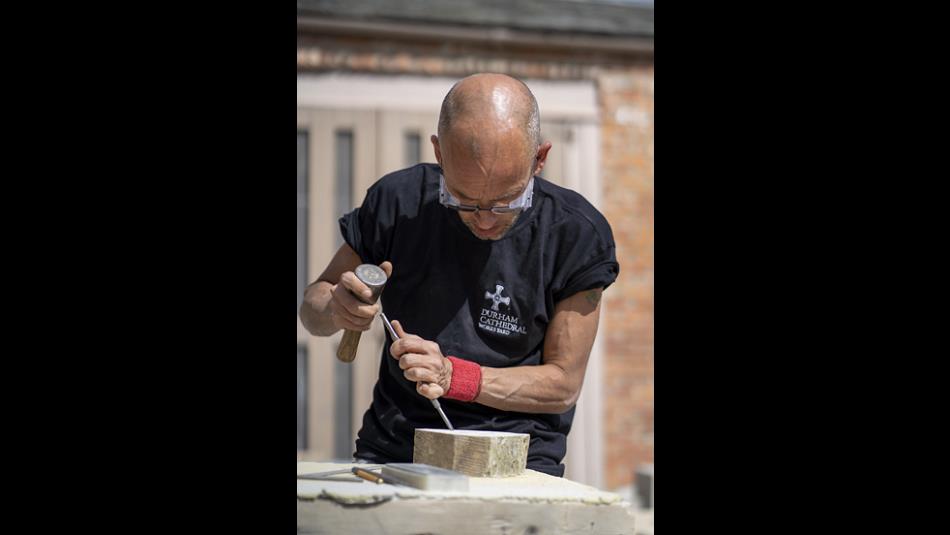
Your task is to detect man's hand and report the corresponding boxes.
[389,320,453,399]
[326,261,392,332]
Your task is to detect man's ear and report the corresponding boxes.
[533,141,553,175]
[430,135,443,167]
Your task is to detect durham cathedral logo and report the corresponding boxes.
[478,283,527,336]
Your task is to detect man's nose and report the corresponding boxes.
[474,209,497,228]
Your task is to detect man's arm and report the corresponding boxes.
[476,288,601,413]
[299,243,392,337]
[389,288,602,413]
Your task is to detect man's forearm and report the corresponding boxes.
[300,281,338,336]
[474,363,582,414]
[468,289,600,414]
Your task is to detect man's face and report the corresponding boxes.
[437,132,535,241]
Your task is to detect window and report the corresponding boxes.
[297,345,308,450]
[298,131,308,311]
[333,130,354,458]
[335,131,354,241]
[405,132,421,167]
[296,130,309,450]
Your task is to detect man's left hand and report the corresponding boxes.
[388,321,453,399]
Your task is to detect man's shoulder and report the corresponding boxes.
[536,177,614,246]
[359,163,440,219]
[369,163,439,195]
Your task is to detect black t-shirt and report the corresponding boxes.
[340,163,619,477]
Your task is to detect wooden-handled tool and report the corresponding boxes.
[351,466,385,484]
[336,264,388,363]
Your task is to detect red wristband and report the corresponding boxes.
[444,356,482,402]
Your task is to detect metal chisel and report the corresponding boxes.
[380,312,455,430]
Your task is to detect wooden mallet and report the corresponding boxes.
[335,263,388,363]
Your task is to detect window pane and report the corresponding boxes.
[333,130,354,459]
[297,345,308,451]
[297,131,308,311]
[335,131,353,243]
[405,132,421,167]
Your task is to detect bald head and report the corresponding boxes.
[431,74,552,240]
[437,73,541,164]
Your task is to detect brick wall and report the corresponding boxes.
[298,40,654,491]
[597,67,654,490]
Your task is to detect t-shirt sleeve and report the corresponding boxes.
[551,212,620,303]
[338,183,392,266]
[554,246,619,303]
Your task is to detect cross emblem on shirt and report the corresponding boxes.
[485,284,511,311]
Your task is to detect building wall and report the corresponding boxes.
[597,67,654,490]
[298,34,653,491]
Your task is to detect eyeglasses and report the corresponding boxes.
[438,174,534,215]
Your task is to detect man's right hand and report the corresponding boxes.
[327,261,393,332]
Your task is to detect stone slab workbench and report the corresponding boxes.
[297,461,637,534]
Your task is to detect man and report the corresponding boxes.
[300,73,618,477]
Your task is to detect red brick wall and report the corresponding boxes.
[597,67,654,490]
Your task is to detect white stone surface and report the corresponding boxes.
[297,461,624,505]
